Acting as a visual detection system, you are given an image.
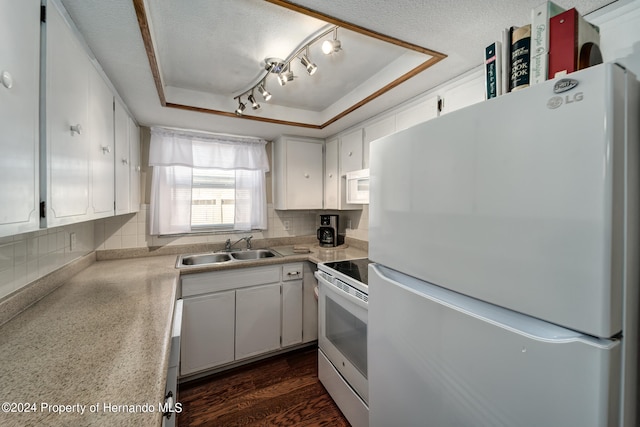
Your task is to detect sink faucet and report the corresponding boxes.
[225,235,253,251]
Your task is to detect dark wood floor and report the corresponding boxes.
[177,347,351,426]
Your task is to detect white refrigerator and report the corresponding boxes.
[368,63,639,427]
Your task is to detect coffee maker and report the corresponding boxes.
[317,214,339,247]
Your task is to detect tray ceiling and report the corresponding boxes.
[133,0,445,128]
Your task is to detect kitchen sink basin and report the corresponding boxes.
[229,249,277,260]
[176,249,279,268]
[178,253,233,266]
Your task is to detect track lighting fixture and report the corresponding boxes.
[248,93,260,110]
[322,27,342,54]
[257,84,271,101]
[232,25,342,115]
[235,99,246,116]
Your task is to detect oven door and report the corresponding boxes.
[316,272,368,403]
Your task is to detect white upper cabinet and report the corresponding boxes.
[88,69,115,218]
[395,96,440,132]
[324,137,362,210]
[129,118,141,213]
[440,72,485,115]
[324,138,339,210]
[114,98,130,215]
[363,115,396,169]
[0,0,40,237]
[115,99,140,215]
[273,135,323,210]
[43,0,92,226]
[340,128,364,173]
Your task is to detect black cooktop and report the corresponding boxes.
[323,258,371,285]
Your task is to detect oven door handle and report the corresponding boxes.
[315,272,368,310]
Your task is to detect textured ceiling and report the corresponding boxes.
[59,0,615,140]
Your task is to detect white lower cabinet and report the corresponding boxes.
[282,263,304,347]
[302,262,318,343]
[180,263,310,377]
[180,290,235,375]
[236,283,282,360]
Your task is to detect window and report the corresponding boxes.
[148,127,269,235]
[191,169,236,228]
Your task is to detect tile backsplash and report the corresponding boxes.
[0,203,369,301]
[93,204,369,250]
[0,222,94,300]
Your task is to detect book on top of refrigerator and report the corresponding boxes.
[484,41,502,99]
[548,8,601,79]
[511,24,531,91]
[530,1,566,85]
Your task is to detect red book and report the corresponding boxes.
[548,8,601,79]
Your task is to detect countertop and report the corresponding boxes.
[0,242,366,426]
[0,255,179,427]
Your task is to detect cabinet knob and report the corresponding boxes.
[136,165,141,172]
[70,124,82,135]
[304,173,310,178]
[348,151,353,157]
[329,173,333,178]
[1,71,13,89]
[122,158,129,165]
[101,145,112,154]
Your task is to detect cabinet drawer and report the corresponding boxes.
[182,265,281,297]
[282,263,304,281]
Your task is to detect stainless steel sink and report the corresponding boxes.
[230,249,277,260]
[178,252,232,266]
[176,249,279,268]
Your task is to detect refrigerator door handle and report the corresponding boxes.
[371,264,619,349]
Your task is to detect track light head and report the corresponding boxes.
[235,99,246,116]
[322,27,342,54]
[322,39,341,54]
[299,54,317,75]
[248,93,260,110]
[278,70,294,86]
[257,84,271,101]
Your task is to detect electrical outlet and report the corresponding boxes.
[70,232,77,251]
[283,220,290,231]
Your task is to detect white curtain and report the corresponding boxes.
[149,127,269,235]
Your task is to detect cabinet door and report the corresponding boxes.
[129,118,141,213]
[286,139,323,209]
[302,262,318,343]
[440,73,485,115]
[324,138,339,210]
[396,96,439,132]
[45,2,91,225]
[340,128,363,173]
[181,291,235,376]
[114,99,130,215]
[363,116,396,168]
[236,283,281,360]
[88,69,114,218]
[282,279,303,347]
[0,0,40,237]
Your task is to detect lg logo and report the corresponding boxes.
[548,77,583,109]
[547,92,584,109]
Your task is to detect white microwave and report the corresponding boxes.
[345,168,369,204]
